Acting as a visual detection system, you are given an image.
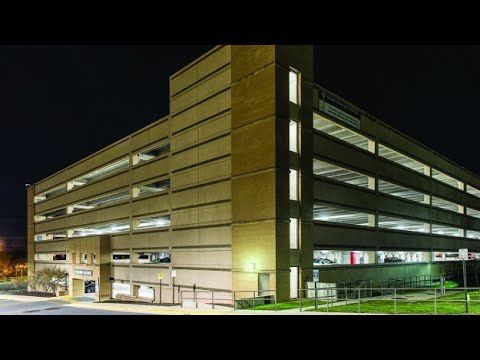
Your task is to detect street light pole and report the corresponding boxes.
[159,278,162,304]
[463,260,469,314]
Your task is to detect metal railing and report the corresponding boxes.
[180,290,236,309]
[299,286,480,315]
[336,272,453,292]
[179,285,480,315]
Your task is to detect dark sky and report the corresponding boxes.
[2,45,480,251]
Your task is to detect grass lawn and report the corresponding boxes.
[431,280,459,289]
[309,290,480,315]
[252,299,327,311]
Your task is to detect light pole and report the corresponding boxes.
[463,259,469,314]
[171,270,176,304]
[459,249,469,314]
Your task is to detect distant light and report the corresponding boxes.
[248,262,256,271]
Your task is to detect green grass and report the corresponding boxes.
[252,299,327,311]
[431,280,459,289]
[308,290,480,315]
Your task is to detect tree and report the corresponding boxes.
[0,236,5,252]
[29,266,67,294]
[0,250,14,279]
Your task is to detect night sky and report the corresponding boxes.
[2,45,480,252]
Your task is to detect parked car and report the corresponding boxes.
[84,281,96,294]
[152,256,171,264]
[313,257,335,265]
[138,254,150,264]
[384,256,404,263]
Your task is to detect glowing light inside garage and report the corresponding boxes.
[137,215,171,229]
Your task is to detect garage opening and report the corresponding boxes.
[72,279,84,296]
[112,283,131,299]
[138,286,155,301]
[84,280,96,294]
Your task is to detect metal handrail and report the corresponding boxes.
[177,285,480,314]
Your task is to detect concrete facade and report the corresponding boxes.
[28,45,480,303]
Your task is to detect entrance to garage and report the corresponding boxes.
[72,278,96,297]
[85,280,96,294]
[72,279,84,296]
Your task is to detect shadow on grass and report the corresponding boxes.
[251,299,327,311]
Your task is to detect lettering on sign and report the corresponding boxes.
[74,269,93,276]
[319,92,361,129]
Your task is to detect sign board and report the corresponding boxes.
[459,248,469,260]
[312,269,320,282]
[74,269,93,276]
[319,92,361,129]
[158,273,164,280]
[171,270,177,278]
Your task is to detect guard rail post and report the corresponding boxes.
[357,288,361,313]
[394,288,397,315]
[299,290,303,312]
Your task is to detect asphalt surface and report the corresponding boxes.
[0,294,368,315]
[0,296,141,315]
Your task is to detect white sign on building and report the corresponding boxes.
[319,93,361,129]
[459,248,469,260]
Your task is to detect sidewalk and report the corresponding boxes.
[66,301,376,315]
[0,294,57,303]
[65,301,241,315]
[0,293,390,315]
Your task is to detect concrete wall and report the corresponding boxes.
[231,45,313,300]
[169,45,232,300]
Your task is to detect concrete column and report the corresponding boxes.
[132,187,140,198]
[424,165,431,177]
[132,284,140,297]
[424,223,431,233]
[132,219,140,230]
[132,153,140,166]
[368,139,376,154]
[231,45,313,301]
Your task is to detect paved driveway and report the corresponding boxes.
[0,295,141,315]
[0,294,365,315]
